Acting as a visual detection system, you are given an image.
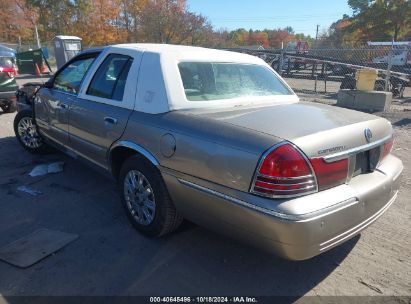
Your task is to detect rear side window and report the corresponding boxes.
[87,54,133,101]
[178,62,292,101]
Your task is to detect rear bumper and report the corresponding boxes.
[0,90,17,106]
[0,90,17,99]
[163,154,403,260]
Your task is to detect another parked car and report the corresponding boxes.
[0,44,16,56]
[0,55,18,113]
[14,44,403,260]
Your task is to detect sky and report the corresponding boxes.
[187,0,352,37]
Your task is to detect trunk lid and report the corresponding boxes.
[189,101,392,159]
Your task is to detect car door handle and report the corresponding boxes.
[104,116,118,125]
[60,103,69,109]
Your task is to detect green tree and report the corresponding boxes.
[347,0,411,41]
[26,0,75,41]
[138,0,211,45]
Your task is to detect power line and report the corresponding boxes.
[212,14,344,22]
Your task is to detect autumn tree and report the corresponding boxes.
[0,0,35,43]
[1,0,314,50]
[71,0,127,46]
[138,0,210,44]
[188,14,214,46]
[25,0,75,41]
[228,29,249,46]
[323,17,352,47]
[248,31,269,48]
[344,0,411,42]
[119,0,149,42]
[267,29,293,48]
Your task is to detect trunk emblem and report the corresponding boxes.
[364,128,373,143]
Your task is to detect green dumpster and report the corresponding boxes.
[16,49,44,74]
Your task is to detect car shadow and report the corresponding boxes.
[0,135,358,299]
[393,118,411,127]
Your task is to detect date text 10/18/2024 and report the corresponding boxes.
[149,297,258,303]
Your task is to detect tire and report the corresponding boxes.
[1,102,17,113]
[13,110,49,154]
[119,155,183,237]
[374,81,386,92]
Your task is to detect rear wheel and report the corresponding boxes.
[13,110,49,154]
[119,156,183,237]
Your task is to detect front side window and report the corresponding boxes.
[54,56,95,94]
[87,54,133,101]
[179,62,293,102]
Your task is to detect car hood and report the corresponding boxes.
[186,101,392,158]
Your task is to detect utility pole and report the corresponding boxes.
[315,24,319,48]
[35,25,41,49]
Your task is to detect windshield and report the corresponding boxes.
[178,62,293,101]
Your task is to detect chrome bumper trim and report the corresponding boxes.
[178,178,359,222]
[324,135,392,162]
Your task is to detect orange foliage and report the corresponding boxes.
[249,32,269,48]
[0,0,36,43]
[71,0,127,46]
[0,0,311,49]
[335,19,351,30]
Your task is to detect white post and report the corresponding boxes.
[35,25,41,49]
[279,41,284,76]
[385,38,394,92]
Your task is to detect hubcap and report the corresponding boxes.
[124,170,156,226]
[17,117,43,149]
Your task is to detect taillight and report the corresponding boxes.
[381,136,394,160]
[310,158,348,191]
[251,142,352,198]
[0,67,15,78]
[251,143,317,198]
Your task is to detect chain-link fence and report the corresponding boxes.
[230,44,411,102]
[3,40,411,103]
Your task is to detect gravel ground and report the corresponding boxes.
[0,75,409,300]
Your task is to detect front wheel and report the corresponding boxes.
[119,156,183,237]
[13,110,49,154]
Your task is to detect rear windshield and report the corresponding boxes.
[0,57,14,68]
[178,62,293,101]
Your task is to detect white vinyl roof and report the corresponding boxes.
[54,35,82,40]
[103,44,298,113]
[111,43,265,64]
